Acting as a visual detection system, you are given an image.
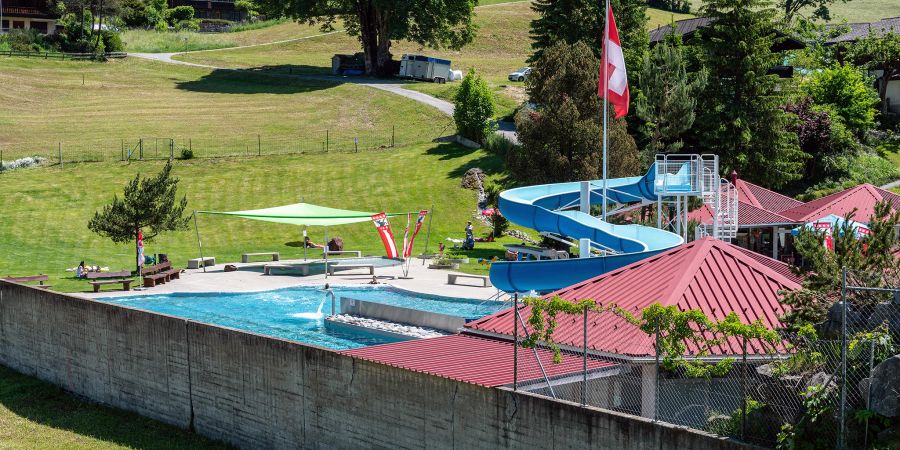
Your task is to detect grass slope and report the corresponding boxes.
[0,144,505,293]
[0,57,452,160]
[685,0,899,23]
[0,365,229,449]
[122,21,328,53]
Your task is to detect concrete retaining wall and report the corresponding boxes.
[0,280,754,449]
[340,296,466,332]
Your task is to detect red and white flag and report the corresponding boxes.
[403,210,428,257]
[599,2,629,118]
[371,213,399,258]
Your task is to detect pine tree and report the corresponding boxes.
[88,161,191,274]
[695,0,806,189]
[634,39,708,167]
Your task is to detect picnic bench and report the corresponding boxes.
[323,250,362,258]
[242,252,280,263]
[2,274,51,289]
[141,261,181,288]
[87,270,133,292]
[264,263,311,276]
[447,273,492,287]
[187,257,216,269]
[327,263,374,276]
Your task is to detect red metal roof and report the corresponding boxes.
[780,184,900,223]
[688,201,797,227]
[735,179,804,213]
[733,246,804,285]
[341,334,617,387]
[466,238,801,359]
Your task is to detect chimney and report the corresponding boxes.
[730,170,738,185]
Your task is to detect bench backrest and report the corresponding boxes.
[87,270,132,279]
[141,261,172,276]
[3,274,48,283]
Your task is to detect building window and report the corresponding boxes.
[12,21,26,29]
[30,21,48,33]
[1,20,9,31]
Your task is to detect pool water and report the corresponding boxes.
[100,286,506,350]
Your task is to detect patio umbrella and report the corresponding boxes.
[791,214,871,239]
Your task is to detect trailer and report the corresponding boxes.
[397,54,452,83]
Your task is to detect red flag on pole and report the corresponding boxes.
[403,210,428,257]
[371,213,399,258]
[599,2,629,118]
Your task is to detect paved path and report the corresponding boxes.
[881,179,900,190]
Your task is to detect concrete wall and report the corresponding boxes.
[0,280,755,450]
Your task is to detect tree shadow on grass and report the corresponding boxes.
[175,67,338,94]
[425,143,508,182]
[0,365,232,450]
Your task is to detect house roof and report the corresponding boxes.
[341,334,617,387]
[649,17,805,51]
[827,17,900,44]
[733,246,804,285]
[779,184,900,223]
[466,238,800,359]
[688,201,798,227]
[734,178,804,213]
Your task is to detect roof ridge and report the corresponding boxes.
[663,238,717,308]
[715,240,803,290]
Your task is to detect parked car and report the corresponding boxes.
[508,67,531,82]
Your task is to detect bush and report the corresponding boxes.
[120,0,149,27]
[800,152,900,200]
[482,133,517,161]
[100,30,124,52]
[174,19,200,31]
[167,5,195,23]
[803,64,880,137]
[2,29,53,52]
[453,69,495,143]
[179,147,194,160]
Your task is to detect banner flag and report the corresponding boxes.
[371,213,399,258]
[598,1,630,118]
[403,210,428,257]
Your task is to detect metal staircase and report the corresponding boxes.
[699,155,738,241]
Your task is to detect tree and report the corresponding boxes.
[453,69,495,143]
[528,0,648,76]
[782,97,852,184]
[777,0,849,23]
[802,63,879,137]
[848,29,900,116]
[256,0,476,77]
[510,41,640,185]
[88,161,191,274]
[634,39,707,166]
[695,0,806,189]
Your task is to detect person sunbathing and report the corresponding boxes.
[304,236,324,249]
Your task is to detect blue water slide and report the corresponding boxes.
[489,164,688,293]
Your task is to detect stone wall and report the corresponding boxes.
[0,280,754,449]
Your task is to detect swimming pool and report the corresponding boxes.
[100,285,506,350]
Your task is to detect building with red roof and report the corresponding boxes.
[779,183,900,223]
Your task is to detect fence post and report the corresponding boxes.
[258,134,261,156]
[864,339,875,449]
[513,293,518,391]
[139,138,143,160]
[839,267,848,450]
[58,142,62,169]
[582,304,588,406]
[354,137,359,153]
[121,139,124,161]
[654,323,660,422]
[326,130,329,152]
[169,139,174,160]
[189,138,192,156]
[392,125,395,147]
[741,335,747,441]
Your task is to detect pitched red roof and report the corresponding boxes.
[466,238,801,359]
[733,246,803,285]
[341,334,617,387]
[779,184,900,223]
[688,201,797,227]
[735,179,804,213]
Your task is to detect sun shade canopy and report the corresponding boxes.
[198,202,404,226]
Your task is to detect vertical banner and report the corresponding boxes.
[137,229,145,269]
[371,213,399,258]
[402,213,411,259]
[404,210,428,257]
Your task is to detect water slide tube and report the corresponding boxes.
[489,164,689,293]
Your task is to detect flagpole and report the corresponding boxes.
[602,0,610,222]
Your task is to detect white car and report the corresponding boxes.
[508,67,531,82]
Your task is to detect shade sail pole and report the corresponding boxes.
[303,227,308,261]
[324,227,329,278]
[421,203,434,265]
[193,210,206,273]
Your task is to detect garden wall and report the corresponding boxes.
[0,280,754,449]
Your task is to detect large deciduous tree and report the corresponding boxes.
[848,29,900,116]
[88,161,191,274]
[777,0,850,23]
[695,0,806,189]
[258,0,476,77]
[510,41,640,185]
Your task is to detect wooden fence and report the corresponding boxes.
[0,50,127,60]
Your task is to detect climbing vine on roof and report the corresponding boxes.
[520,296,780,377]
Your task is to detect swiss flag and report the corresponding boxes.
[599,2,629,118]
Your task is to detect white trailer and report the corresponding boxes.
[397,54,452,83]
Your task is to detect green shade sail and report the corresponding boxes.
[198,202,405,226]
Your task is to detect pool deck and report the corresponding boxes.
[83,258,506,302]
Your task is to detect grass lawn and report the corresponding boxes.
[685,0,899,22]
[121,20,330,53]
[0,365,229,449]
[0,144,508,293]
[0,57,452,160]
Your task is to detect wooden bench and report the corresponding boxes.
[448,273,492,287]
[242,252,280,263]
[323,250,362,258]
[327,264,374,276]
[264,263,311,276]
[141,262,181,288]
[2,274,51,289]
[187,257,216,269]
[87,270,133,292]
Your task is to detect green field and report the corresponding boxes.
[0,365,229,449]
[685,0,900,23]
[0,57,452,159]
[0,144,507,293]
[122,20,330,53]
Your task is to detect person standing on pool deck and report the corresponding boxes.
[463,221,475,250]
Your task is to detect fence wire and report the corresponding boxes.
[509,272,899,449]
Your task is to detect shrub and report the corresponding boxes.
[101,30,124,52]
[167,5,195,23]
[120,0,149,27]
[482,133,517,161]
[174,19,200,31]
[803,64,879,137]
[179,147,194,160]
[453,68,495,143]
[3,29,52,52]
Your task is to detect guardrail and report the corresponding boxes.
[0,50,127,60]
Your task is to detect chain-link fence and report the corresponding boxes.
[507,276,899,449]
[0,122,455,169]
